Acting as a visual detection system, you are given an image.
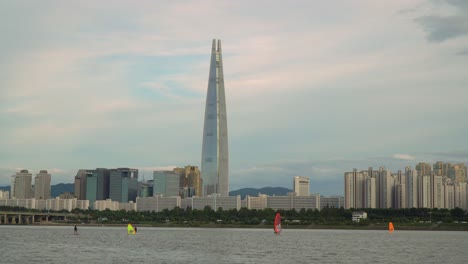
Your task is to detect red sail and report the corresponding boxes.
[274,213,281,234]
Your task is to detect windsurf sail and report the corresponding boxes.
[128,223,136,235]
[388,222,394,233]
[274,212,281,234]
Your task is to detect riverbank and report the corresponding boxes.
[16,221,468,231]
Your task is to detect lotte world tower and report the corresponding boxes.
[201,39,229,197]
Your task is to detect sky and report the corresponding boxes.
[1,0,467,195]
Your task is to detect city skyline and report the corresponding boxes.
[1,1,468,195]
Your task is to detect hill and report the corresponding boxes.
[229,187,292,199]
[0,183,74,198]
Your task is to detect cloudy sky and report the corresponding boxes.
[1,0,467,195]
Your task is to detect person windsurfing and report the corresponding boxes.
[74,225,78,235]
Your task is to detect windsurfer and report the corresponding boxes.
[74,225,78,235]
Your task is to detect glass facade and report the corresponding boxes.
[201,39,229,196]
[109,168,138,203]
[86,172,97,208]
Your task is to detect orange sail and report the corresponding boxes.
[388,222,394,233]
[274,213,281,234]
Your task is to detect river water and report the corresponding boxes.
[1,226,467,263]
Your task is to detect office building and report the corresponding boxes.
[153,170,180,197]
[293,176,310,196]
[74,169,88,200]
[201,39,229,196]
[177,165,202,197]
[109,168,138,203]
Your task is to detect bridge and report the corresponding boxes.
[0,211,71,224]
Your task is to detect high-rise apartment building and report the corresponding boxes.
[416,163,432,176]
[449,163,467,183]
[432,175,443,209]
[201,39,229,197]
[344,169,365,209]
[10,175,16,199]
[34,170,51,199]
[13,169,32,199]
[379,168,393,208]
[364,176,376,208]
[293,176,310,196]
[344,171,355,209]
[418,175,431,208]
[405,166,418,208]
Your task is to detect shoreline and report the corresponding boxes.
[3,222,468,231]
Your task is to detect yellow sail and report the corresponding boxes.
[127,223,135,235]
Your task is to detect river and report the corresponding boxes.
[1,225,467,263]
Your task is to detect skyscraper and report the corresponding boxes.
[13,169,32,199]
[201,39,229,197]
[34,170,51,199]
[153,170,180,197]
[109,168,138,203]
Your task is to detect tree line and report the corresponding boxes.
[1,206,467,225]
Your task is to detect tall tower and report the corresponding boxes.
[201,39,229,196]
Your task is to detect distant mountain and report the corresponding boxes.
[51,183,74,197]
[2,184,289,200]
[0,183,74,198]
[229,187,292,199]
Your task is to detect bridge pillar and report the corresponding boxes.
[32,215,35,224]
[18,215,22,224]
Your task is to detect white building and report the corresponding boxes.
[352,211,367,222]
[136,196,181,212]
[292,195,320,210]
[119,201,137,211]
[0,190,9,199]
[186,195,241,210]
[94,199,119,211]
[320,196,344,209]
[245,194,268,210]
[267,196,293,210]
[293,176,310,196]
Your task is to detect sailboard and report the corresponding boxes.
[388,222,394,234]
[274,212,281,234]
[128,223,136,235]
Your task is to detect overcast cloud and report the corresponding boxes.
[1,0,467,195]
